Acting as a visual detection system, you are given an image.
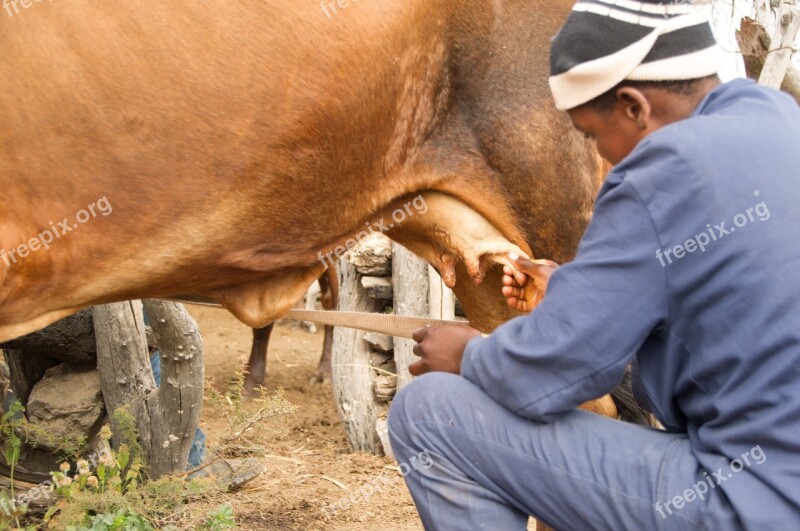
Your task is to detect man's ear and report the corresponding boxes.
[616,87,651,130]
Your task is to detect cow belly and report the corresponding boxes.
[193,191,533,334]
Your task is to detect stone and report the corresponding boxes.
[372,374,397,403]
[364,333,394,353]
[369,351,393,368]
[27,363,105,446]
[360,276,393,301]
[346,233,392,276]
[0,309,97,364]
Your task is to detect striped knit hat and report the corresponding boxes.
[549,0,723,110]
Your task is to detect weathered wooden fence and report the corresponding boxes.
[94,300,204,477]
[0,300,204,479]
[332,234,457,455]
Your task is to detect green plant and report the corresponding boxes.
[198,504,235,530]
[110,408,145,466]
[0,390,259,529]
[45,423,228,529]
[50,447,142,502]
[24,422,88,462]
[0,400,28,528]
[0,490,27,530]
[46,425,146,527]
[0,399,90,530]
[1,401,25,494]
[77,508,152,531]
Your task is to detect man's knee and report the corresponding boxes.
[388,372,468,441]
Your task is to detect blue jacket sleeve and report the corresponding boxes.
[460,173,669,422]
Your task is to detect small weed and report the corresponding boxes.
[0,372,295,529]
[45,423,226,529]
[198,503,235,530]
[0,400,34,529]
[205,370,295,459]
[79,508,151,530]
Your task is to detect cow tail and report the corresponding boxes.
[611,367,658,427]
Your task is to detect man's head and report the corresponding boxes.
[549,0,723,164]
[567,75,720,164]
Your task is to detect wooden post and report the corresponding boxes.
[142,300,204,475]
[759,0,800,89]
[755,0,772,28]
[737,17,800,98]
[428,265,456,322]
[332,239,455,454]
[93,300,204,478]
[392,245,429,390]
[331,259,386,454]
[391,247,456,389]
[737,12,800,103]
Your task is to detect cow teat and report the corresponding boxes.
[384,191,537,330]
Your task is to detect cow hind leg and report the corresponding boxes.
[309,324,334,385]
[309,266,338,385]
[243,324,274,396]
[302,282,320,334]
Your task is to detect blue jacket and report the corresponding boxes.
[462,79,800,529]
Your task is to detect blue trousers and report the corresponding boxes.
[388,373,741,531]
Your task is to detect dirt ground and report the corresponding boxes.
[188,306,423,531]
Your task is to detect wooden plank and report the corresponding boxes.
[331,258,386,454]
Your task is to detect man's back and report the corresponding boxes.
[619,78,800,528]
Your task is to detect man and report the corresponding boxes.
[388,1,800,529]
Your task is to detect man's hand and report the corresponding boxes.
[409,325,482,376]
[502,253,560,313]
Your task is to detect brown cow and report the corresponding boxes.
[0,1,598,369]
